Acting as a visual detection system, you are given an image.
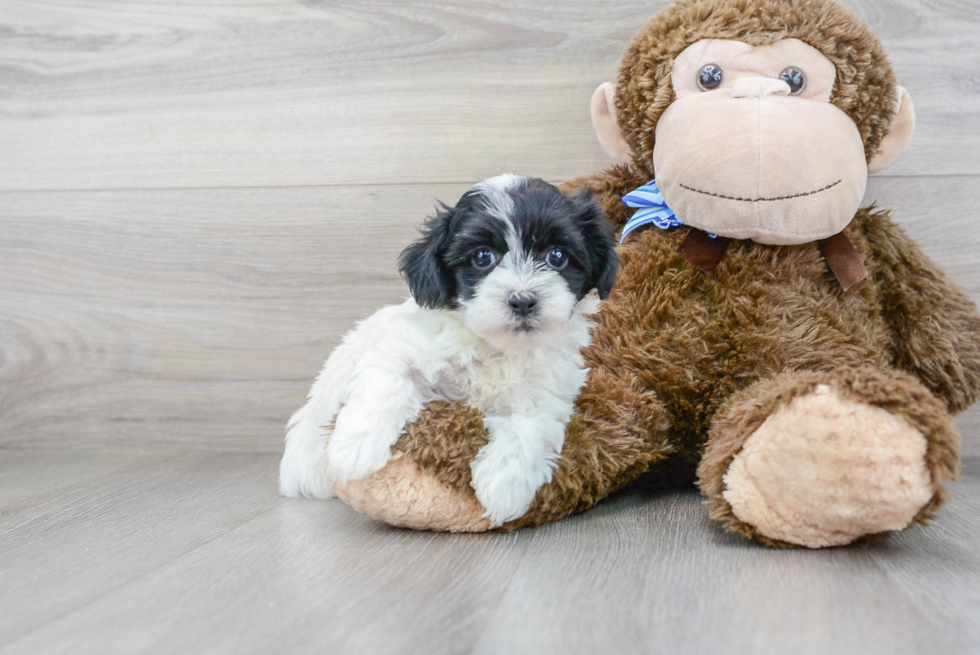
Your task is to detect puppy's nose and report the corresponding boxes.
[508,293,538,318]
[731,77,791,99]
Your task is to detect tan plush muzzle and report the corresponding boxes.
[653,87,868,245]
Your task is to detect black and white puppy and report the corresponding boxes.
[279,174,618,527]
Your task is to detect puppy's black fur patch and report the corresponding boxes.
[398,203,458,309]
[508,180,618,300]
[399,177,618,309]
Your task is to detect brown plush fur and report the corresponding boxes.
[353,203,978,537]
[339,0,980,544]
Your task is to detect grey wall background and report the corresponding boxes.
[2,0,979,456]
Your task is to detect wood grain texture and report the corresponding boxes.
[0,450,281,645]
[867,460,980,655]
[0,183,463,449]
[0,450,977,655]
[1,0,978,454]
[0,448,155,518]
[471,487,971,655]
[2,2,979,652]
[1,0,979,191]
[2,176,979,454]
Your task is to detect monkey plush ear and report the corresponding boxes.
[591,82,633,163]
[868,86,915,174]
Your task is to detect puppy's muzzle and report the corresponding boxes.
[507,292,538,319]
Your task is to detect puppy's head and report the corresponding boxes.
[399,174,618,349]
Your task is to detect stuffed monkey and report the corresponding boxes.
[332,0,980,547]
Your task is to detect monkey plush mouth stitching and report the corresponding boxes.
[679,179,841,203]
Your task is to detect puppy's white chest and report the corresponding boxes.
[447,343,585,418]
[464,354,534,404]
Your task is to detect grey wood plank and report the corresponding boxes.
[0,449,160,510]
[0,450,281,645]
[2,454,976,655]
[469,488,970,655]
[0,0,978,192]
[0,183,469,450]
[2,177,979,454]
[0,449,186,533]
[0,485,531,655]
[866,459,980,655]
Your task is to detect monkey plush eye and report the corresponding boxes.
[779,67,806,95]
[545,247,568,270]
[697,64,724,91]
[471,249,498,270]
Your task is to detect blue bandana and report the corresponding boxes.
[620,180,682,243]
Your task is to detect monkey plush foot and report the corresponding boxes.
[698,368,960,548]
[332,401,493,532]
[721,386,932,547]
[336,456,492,532]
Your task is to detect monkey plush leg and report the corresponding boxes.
[698,367,961,548]
[333,366,671,532]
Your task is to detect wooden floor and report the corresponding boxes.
[3,0,980,653]
[0,450,976,655]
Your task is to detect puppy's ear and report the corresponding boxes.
[570,188,618,299]
[398,203,457,309]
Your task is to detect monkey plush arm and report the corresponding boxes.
[507,365,670,529]
[334,363,670,531]
[862,210,980,414]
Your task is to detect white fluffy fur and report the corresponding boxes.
[280,174,604,526]
[282,299,602,525]
[279,292,598,526]
[280,294,597,526]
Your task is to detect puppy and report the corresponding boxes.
[278,174,618,527]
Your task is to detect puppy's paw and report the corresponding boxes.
[326,407,401,484]
[279,418,337,499]
[469,444,556,528]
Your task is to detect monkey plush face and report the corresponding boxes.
[654,38,869,245]
[591,0,916,246]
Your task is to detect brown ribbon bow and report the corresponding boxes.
[677,228,868,292]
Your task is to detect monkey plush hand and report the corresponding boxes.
[332,0,980,547]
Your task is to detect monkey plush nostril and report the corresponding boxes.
[508,293,538,318]
[731,77,792,99]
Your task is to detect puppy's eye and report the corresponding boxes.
[471,249,498,270]
[545,247,568,271]
[779,67,806,95]
[697,64,724,91]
